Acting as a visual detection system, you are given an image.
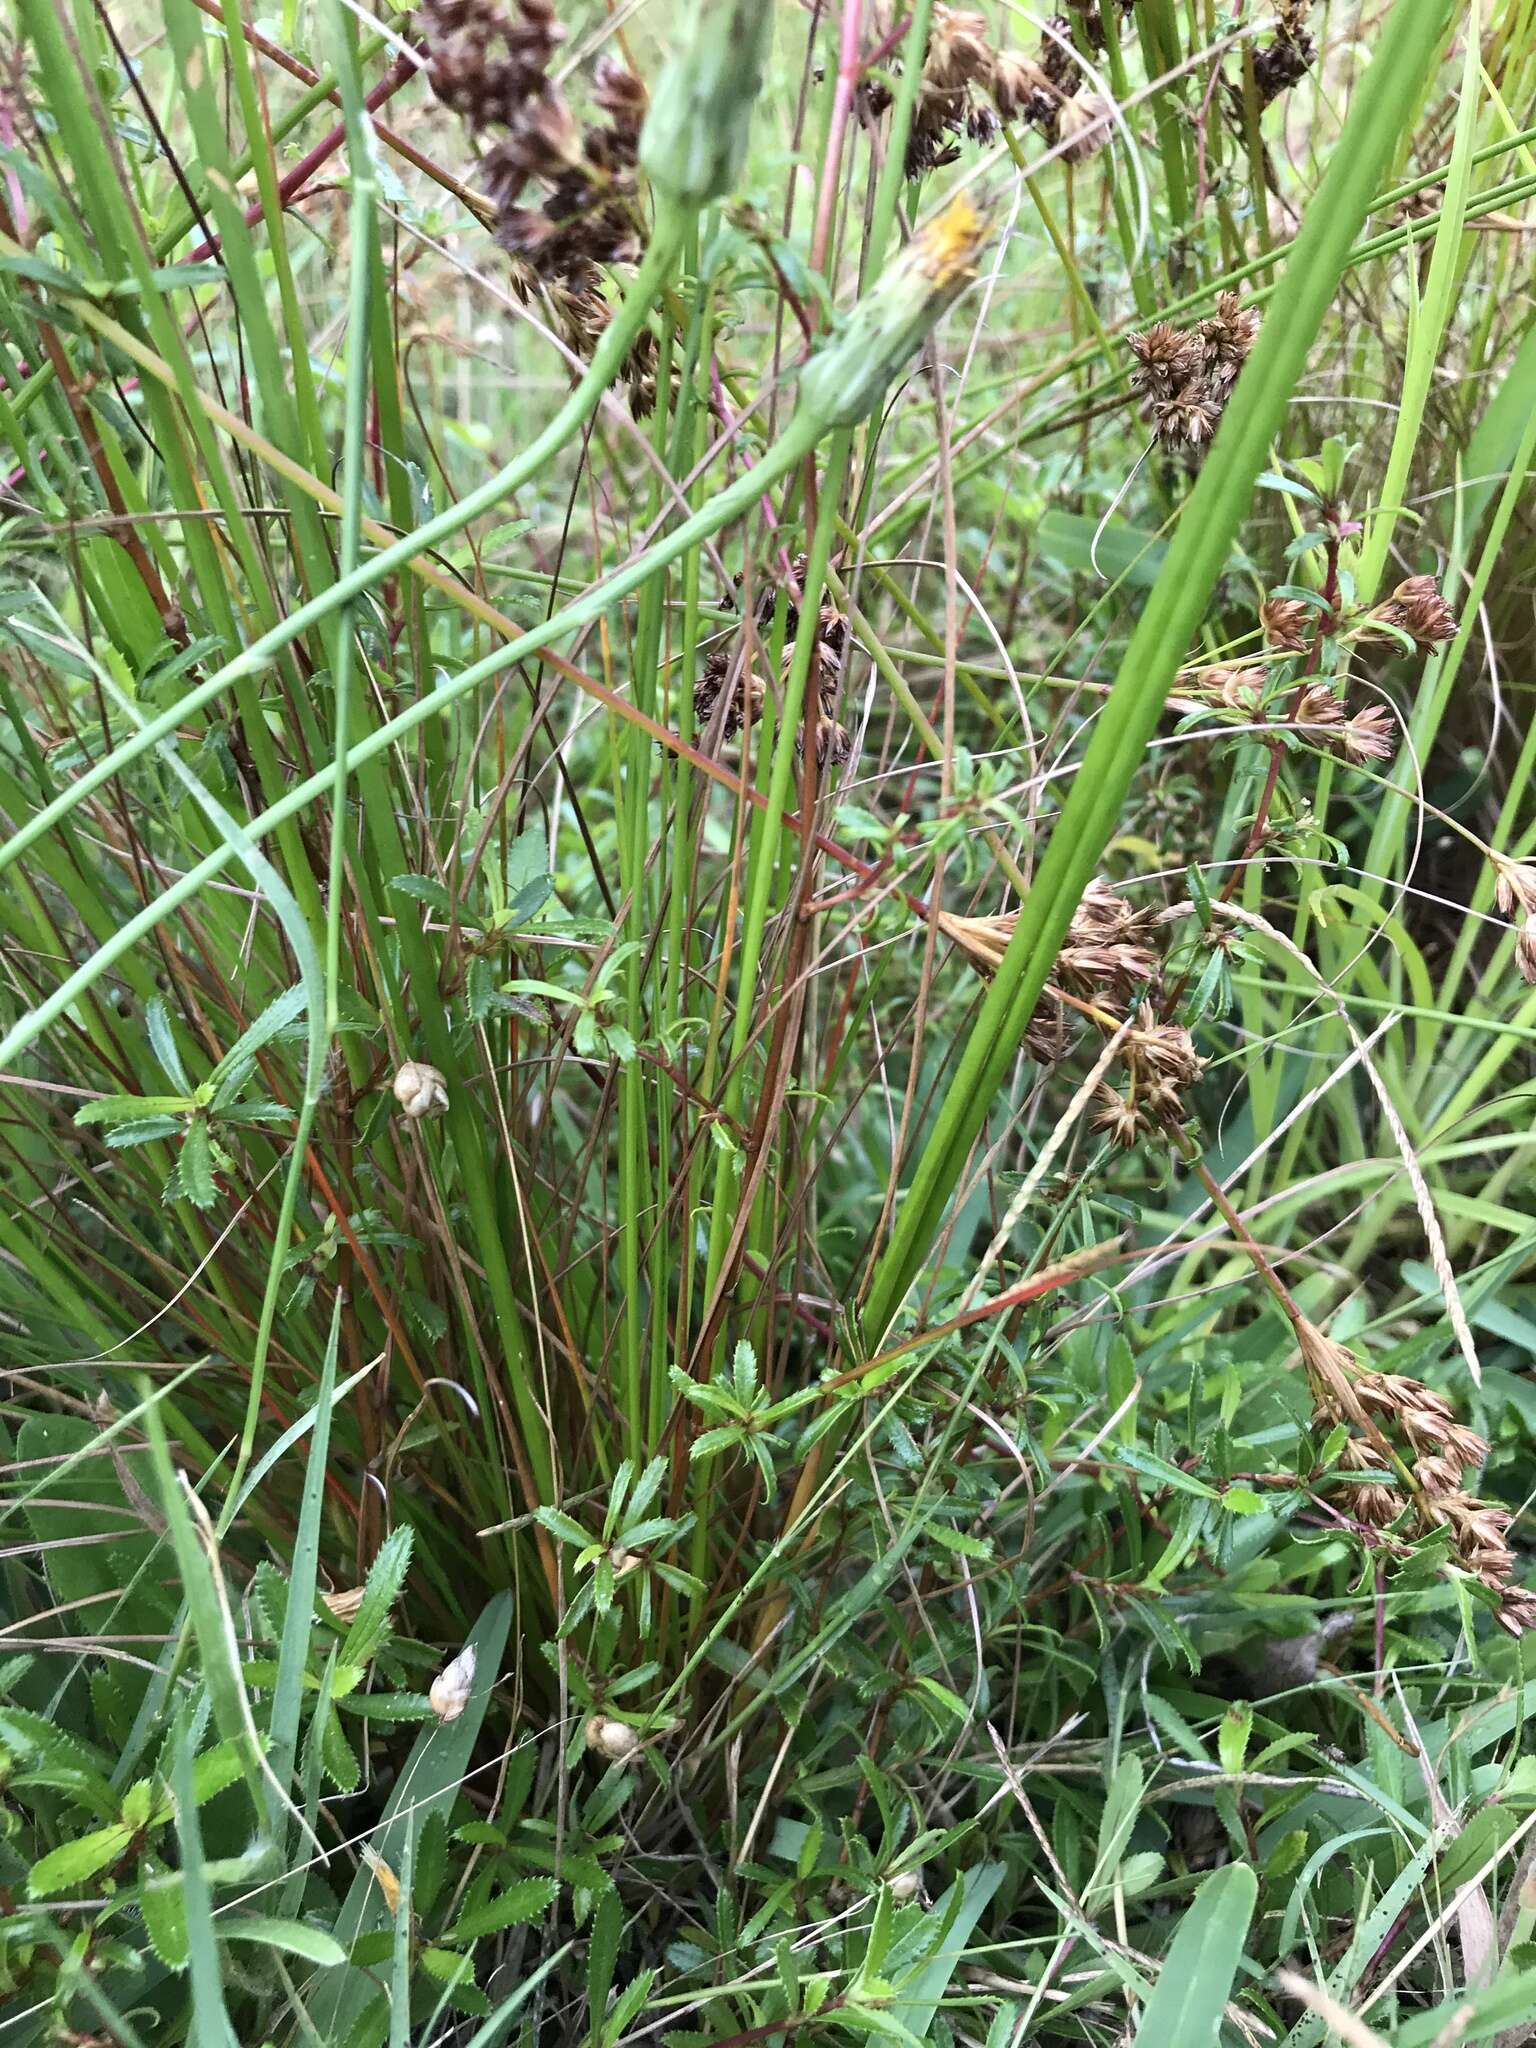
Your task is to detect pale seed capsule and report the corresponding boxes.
[585,1715,641,1763]
[393,1060,449,1120]
[429,1644,477,1723]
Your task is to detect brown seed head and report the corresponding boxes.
[1130,1004,1203,1087]
[1200,291,1261,368]
[1292,682,1346,732]
[1126,321,1201,398]
[1155,392,1220,450]
[1252,21,1315,104]
[1496,1586,1536,1637]
[1091,1085,1143,1149]
[1349,1481,1402,1529]
[1295,1317,1368,1425]
[1492,859,1536,919]
[1336,705,1396,766]
[1516,925,1536,986]
[991,48,1053,122]
[1192,663,1266,713]
[1259,595,1313,652]
[1413,1454,1463,1498]
[1057,92,1112,163]
[1364,575,1458,649]
[1038,12,1083,94]
[925,6,993,88]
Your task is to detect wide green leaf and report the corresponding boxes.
[1131,1863,1258,2048]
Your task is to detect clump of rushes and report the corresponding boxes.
[1126,293,1262,462]
[1297,1319,1534,1634]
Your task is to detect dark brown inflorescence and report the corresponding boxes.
[1251,0,1317,106]
[415,2,658,408]
[1126,293,1261,464]
[859,4,1125,176]
[693,595,854,777]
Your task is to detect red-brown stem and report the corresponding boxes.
[185,50,420,266]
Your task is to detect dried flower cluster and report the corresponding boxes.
[693,647,764,745]
[693,597,853,773]
[1250,0,1317,107]
[1357,574,1458,650]
[1191,638,1397,770]
[1126,293,1261,461]
[941,881,1204,1136]
[1297,1318,1533,1634]
[415,0,660,408]
[1089,1002,1204,1149]
[861,6,1119,178]
[1492,857,1536,987]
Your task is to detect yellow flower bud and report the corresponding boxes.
[796,195,989,428]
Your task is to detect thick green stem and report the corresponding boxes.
[858,0,1453,1347]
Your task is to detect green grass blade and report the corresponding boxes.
[861,0,1454,1343]
[1131,1863,1258,2048]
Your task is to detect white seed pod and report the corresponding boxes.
[584,1716,641,1764]
[393,1061,449,1120]
[885,1867,924,1903]
[429,1644,477,1723]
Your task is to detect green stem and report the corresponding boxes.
[858,0,1453,1347]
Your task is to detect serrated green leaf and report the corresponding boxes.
[340,1525,412,1668]
[146,995,192,1092]
[444,1876,558,1944]
[28,1822,134,1896]
[174,1120,217,1207]
[536,1507,594,1548]
[75,1094,189,1125]
[139,1856,190,1970]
